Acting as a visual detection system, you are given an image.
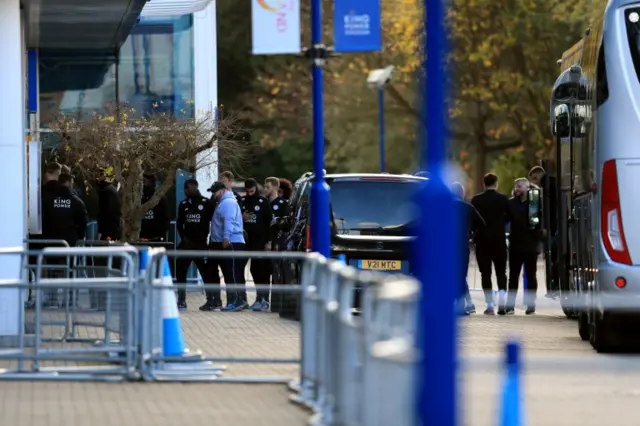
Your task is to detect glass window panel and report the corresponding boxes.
[39,14,195,126]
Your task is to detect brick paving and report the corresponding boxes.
[0,266,307,426]
[2,261,640,425]
[461,262,640,426]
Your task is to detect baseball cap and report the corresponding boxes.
[207,181,226,193]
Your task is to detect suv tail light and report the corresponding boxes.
[600,159,631,265]
[306,224,312,251]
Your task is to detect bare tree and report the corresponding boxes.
[46,104,248,242]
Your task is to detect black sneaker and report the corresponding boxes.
[484,306,495,315]
[199,300,221,311]
[506,308,515,315]
[177,300,187,311]
[525,306,536,315]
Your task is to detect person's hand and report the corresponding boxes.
[223,238,231,249]
[264,242,272,251]
[542,229,548,238]
[243,212,251,222]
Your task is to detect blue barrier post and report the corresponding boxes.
[309,0,330,257]
[500,340,523,426]
[414,0,458,425]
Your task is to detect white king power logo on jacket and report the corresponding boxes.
[186,213,201,223]
[54,197,72,209]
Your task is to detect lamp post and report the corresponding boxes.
[367,65,395,173]
[309,0,330,257]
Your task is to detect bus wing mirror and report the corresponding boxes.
[553,104,570,138]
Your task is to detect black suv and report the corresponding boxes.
[272,173,425,320]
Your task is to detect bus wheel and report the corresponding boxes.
[578,311,590,341]
[590,312,618,353]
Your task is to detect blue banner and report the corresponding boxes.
[333,0,382,53]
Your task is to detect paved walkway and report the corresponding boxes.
[2,261,640,425]
[460,268,640,426]
[0,289,307,426]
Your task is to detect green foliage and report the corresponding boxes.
[491,149,526,196]
[216,0,597,184]
[449,0,594,187]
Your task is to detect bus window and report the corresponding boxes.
[625,9,640,90]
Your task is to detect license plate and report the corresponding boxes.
[359,259,402,271]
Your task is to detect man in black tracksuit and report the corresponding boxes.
[262,177,290,312]
[140,174,170,241]
[265,179,290,247]
[92,172,122,309]
[29,162,62,306]
[96,173,122,241]
[528,165,558,297]
[452,182,485,315]
[240,178,273,311]
[174,178,216,309]
[471,173,511,315]
[41,172,88,307]
[506,178,542,315]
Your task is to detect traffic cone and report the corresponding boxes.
[499,340,523,426]
[160,256,186,357]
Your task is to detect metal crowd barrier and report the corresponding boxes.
[0,246,139,381]
[0,242,421,392]
[288,254,421,425]
[138,248,310,383]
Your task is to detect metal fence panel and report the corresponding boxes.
[0,246,139,381]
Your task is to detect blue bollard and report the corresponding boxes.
[499,341,523,426]
[414,0,457,424]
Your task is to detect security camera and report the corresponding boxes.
[367,65,395,89]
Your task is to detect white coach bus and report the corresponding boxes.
[550,0,640,352]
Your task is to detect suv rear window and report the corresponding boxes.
[329,179,419,234]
